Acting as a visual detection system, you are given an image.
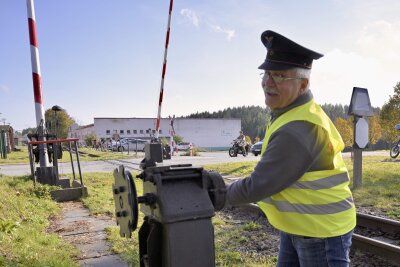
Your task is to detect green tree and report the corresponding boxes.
[159,137,169,146]
[380,82,400,143]
[84,133,98,147]
[44,108,76,139]
[334,117,353,148]
[185,105,270,141]
[368,115,382,145]
[21,127,37,135]
[173,134,184,144]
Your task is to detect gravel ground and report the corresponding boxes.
[220,206,399,267]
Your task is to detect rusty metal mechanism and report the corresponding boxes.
[112,142,226,267]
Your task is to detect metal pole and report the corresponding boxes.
[52,142,59,182]
[353,148,362,189]
[0,130,3,159]
[68,142,76,181]
[28,143,35,184]
[353,116,362,189]
[1,131,6,159]
[26,0,49,167]
[155,0,174,139]
[74,141,84,186]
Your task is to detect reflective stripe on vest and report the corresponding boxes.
[257,99,356,237]
[289,172,349,190]
[262,196,354,214]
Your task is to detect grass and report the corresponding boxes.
[0,175,79,266]
[347,156,400,219]
[1,154,399,265]
[0,146,137,164]
[205,161,257,177]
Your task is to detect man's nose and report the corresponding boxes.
[265,75,276,86]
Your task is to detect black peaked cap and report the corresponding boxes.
[258,30,323,70]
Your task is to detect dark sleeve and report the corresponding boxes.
[226,121,331,206]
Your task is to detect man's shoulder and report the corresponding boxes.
[272,120,326,144]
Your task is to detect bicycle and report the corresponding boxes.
[390,139,400,158]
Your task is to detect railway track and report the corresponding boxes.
[234,203,400,266]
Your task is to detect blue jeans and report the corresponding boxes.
[277,230,353,267]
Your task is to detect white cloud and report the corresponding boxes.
[180,8,199,27]
[356,20,400,69]
[210,24,236,41]
[312,48,397,107]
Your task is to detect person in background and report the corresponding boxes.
[235,131,247,155]
[226,30,356,266]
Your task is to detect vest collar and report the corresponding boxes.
[270,90,313,122]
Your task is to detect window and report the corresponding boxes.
[152,130,156,134]
[140,130,144,134]
[133,130,137,134]
[127,130,131,134]
[106,130,110,135]
[120,130,124,134]
[159,130,162,134]
[146,129,150,134]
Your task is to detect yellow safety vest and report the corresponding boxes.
[258,99,356,237]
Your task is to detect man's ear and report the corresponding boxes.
[299,79,309,94]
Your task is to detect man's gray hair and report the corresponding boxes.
[293,67,311,89]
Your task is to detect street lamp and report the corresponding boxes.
[348,87,374,189]
[51,105,63,138]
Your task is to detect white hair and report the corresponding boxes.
[293,67,311,90]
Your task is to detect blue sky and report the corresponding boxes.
[1,0,400,131]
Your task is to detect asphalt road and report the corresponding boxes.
[0,150,389,177]
[0,151,260,176]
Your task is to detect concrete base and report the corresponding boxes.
[57,178,71,188]
[36,166,57,185]
[50,186,88,202]
[50,180,88,202]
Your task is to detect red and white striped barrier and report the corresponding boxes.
[155,0,174,139]
[26,0,49,166]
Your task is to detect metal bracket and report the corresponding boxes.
[113,165,138,238]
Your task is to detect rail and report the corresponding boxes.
[233,203,400,266]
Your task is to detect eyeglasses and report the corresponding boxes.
[260,72,303,84]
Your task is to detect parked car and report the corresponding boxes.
[250,140,263,156]
[113,138,150,152]
[176,142,193,151]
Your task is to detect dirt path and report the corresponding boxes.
[48,201,128,267]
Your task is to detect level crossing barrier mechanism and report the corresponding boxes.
[28,138,87,202]
[113,143,227,267]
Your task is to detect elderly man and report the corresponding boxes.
[226,30,356,266]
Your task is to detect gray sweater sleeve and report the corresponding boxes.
[226,121,333,206]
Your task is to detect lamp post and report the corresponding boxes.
[51,105,63,138]
[348,87,374,189]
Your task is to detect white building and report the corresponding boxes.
[93,117,241,149]
[68,123,95,146]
